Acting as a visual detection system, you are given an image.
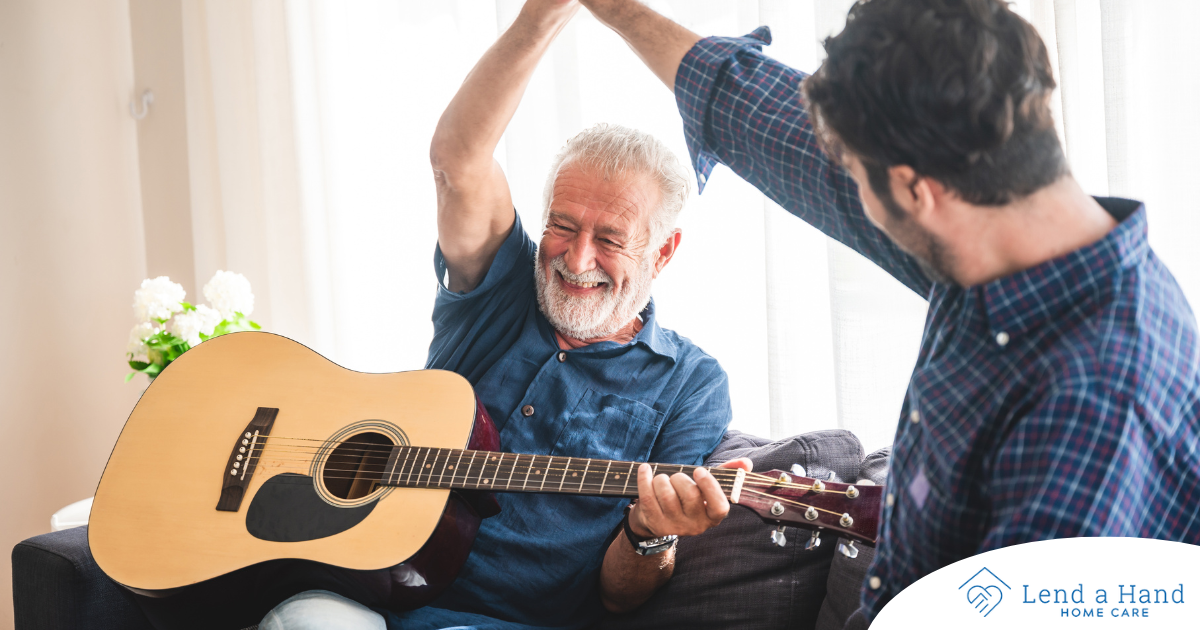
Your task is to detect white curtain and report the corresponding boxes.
[180,0,1200,454]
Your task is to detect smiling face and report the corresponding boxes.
[535,163,668,341]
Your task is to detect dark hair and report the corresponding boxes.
[802,0,1068,207]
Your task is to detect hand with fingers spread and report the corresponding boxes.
[628,458,754,538]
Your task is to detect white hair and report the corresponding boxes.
[541,123,691,250]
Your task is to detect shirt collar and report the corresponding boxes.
[537,297,679,362]
[630,298,679,361]
[982,197,1148,338]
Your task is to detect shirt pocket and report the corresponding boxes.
[551,389,664,462]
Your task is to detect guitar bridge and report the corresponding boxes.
[216,407,278,512]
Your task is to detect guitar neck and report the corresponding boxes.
[376,446,735,499]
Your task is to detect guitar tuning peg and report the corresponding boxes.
[805,529,822,551]
[790,463,807,477]
[770,525,787,548]
[838,540,859,559]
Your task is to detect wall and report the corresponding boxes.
[0,1,146,626]
[130,0,197,298]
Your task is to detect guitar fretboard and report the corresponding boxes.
[376,446,737,498]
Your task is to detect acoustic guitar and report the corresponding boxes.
[90,332,880,624]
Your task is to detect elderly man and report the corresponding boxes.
[584,0,1200,624]
[260,2,747,629]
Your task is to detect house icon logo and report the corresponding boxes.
[959,567,1011,618]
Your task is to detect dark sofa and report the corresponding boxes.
[12,430,884,630]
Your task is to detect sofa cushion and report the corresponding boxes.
[596,429,865,630]
[11,525,154,630]
[815,446,891,630]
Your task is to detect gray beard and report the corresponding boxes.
[534,247,656,341]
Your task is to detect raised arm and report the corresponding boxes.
[581,0,932,296]
[579,0,699,90]
[430,1,578,293]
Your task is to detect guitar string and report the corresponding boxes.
[246,453,748,484]
[248,438,842,490]
[248,453,739,484]
[256,436,808,483]
[251,442,781,484]
[247,450,838,493]
[242,461,828,498]
[250,446,746,478]
[213,472,868,529]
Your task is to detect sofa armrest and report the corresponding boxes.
[12,526,153,630]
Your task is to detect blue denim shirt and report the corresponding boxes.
[388,214,732,630]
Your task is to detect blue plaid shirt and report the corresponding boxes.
[676,27,1200,620]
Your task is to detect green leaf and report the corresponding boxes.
[181,302,195,311]
[125,372,137,383]
[249,320,262,330]
[128,360,150,370]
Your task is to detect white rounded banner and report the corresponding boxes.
[873,537,1199,628]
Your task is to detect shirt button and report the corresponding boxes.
[557,351,566,363]
[869,576,882,590]
[909,409,920,423]
[886,493,895,507]
[521,405,535,417]
[995,331,1010,347]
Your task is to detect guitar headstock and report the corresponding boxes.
[732,468,881,549]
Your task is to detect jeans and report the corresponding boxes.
[260,590,385,630]
[260,590,545,630]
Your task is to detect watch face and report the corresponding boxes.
[636,535,678,555]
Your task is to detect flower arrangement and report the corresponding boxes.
[126,271,261,382]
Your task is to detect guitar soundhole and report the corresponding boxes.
[322,432,393,501]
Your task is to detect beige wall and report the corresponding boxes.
[130,0,197,298]
[0,0,147,627]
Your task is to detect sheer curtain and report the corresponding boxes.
[180,0,1199,453]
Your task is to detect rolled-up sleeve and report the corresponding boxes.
[675,27,933,298]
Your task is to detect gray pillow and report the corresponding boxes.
[815,446,891,630]
[596,430,865,630]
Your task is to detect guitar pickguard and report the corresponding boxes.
[246,473,378,542]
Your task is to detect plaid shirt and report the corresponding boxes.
[676,27,1200,620]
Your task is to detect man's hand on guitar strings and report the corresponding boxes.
[630,458,753,538]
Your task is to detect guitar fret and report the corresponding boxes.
[393,444,412,484]
[599,460,612,494]
[401,447,422,486]
[436,448,451,487]
[450,449,465,487]
[540,457,552,491]
[504,453,517,489]
[463,451,478,489]
[523,454,534,490]
[558,457,573,492]
[481,453,498,487]
[623,462,635,495]
[419,448,436,486]
[578,459,591,492]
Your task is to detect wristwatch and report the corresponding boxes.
[623,503,678,556]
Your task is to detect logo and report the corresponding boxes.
[960,567,1011,618]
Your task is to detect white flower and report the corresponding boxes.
[170,304,222,346]
[203,270,255,319]
[133,276,186,322]
[127,322,158,362]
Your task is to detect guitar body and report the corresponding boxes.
[90,332,499,627]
